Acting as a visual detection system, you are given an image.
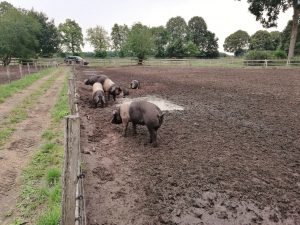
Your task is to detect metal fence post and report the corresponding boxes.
[62,115,80,225]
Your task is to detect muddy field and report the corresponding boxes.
[76,66,300,225]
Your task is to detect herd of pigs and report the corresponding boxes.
[83,75,165,147]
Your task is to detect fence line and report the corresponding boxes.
[62,65,86,225]
[0,59,59,84]
[88,58,300,68]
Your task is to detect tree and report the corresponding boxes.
[86,26,110,57]
[269,31,282,50]
[151,26,169,57]
[58,19,83,54]
[188,16,207,46]
[125,23,154,64]
[28,10,60,57]
[200,31,219,58]
[166,16,187,57]
[223,30,250,56]
[281,20,300,55]
[111,24,129,56]
[238,0,299,58]
[187,16,219,58]
[0,1,14,14]
[249,30,272,50]
[0,6,41,65]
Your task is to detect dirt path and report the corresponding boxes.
[0,71,56,122]
[0,68,66,224]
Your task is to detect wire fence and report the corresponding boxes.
[0,59,59,84]
[87,57,300,68]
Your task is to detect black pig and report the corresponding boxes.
[130,80,140,89]
[111,101,164,147]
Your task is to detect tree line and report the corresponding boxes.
[0,1,299,66]
[223,24,300,58]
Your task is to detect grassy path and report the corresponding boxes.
[0,67,70,225]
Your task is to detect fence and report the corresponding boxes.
[61,65,86,225]
[243,59,300,67]
[0,59,59,84]
[87,57,300,68]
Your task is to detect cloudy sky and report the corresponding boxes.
[6,0,293,52]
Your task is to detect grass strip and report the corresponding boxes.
[0,69,61,148]
[10,71,69,225]
[0,68,56,104]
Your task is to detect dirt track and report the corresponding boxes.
[0,68,66,224]
[77,66,300,225]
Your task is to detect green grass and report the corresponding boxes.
[0,70,60,147]
[0,68,55,104]
[10,71,69,225]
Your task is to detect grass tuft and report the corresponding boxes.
[46,168,61,186]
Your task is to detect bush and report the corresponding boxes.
[273,50,287,59]
[95,50,108,58]
[245,50,273,60]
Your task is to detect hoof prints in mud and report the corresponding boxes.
[77,66,300,225]
[8,138,35,152]
[0,169,17,195]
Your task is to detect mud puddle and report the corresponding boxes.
[119,95,184,111]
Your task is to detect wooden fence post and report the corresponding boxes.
[62,115,80,225]
[68,77,76,114]
[19,64,23,78]
[27,62,30,74]
[35,61,37,71]
[6,65,11,83]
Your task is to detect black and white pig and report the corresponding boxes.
[84,75,122,101]
[130,80,140,89]
[103,78,122,101]
[111,101,164,147]
[92,82,106,108]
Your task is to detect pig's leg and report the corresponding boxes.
[147,127,157,146]
[122,119,129,137]
[132,123,137,135]
[151,130,158,147]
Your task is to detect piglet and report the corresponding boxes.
[111,101,164,147]
[130,80,140,89]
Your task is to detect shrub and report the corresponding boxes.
[273,50,287,59]
[245,50,273,60]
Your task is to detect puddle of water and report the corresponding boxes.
[118,95,184,111]
[83,70,103,73]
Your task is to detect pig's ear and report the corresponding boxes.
[112,110,117,115]
[111,86,116,92]
[84,79,88,84]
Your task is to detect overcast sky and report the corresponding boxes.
[5,0,293,52]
